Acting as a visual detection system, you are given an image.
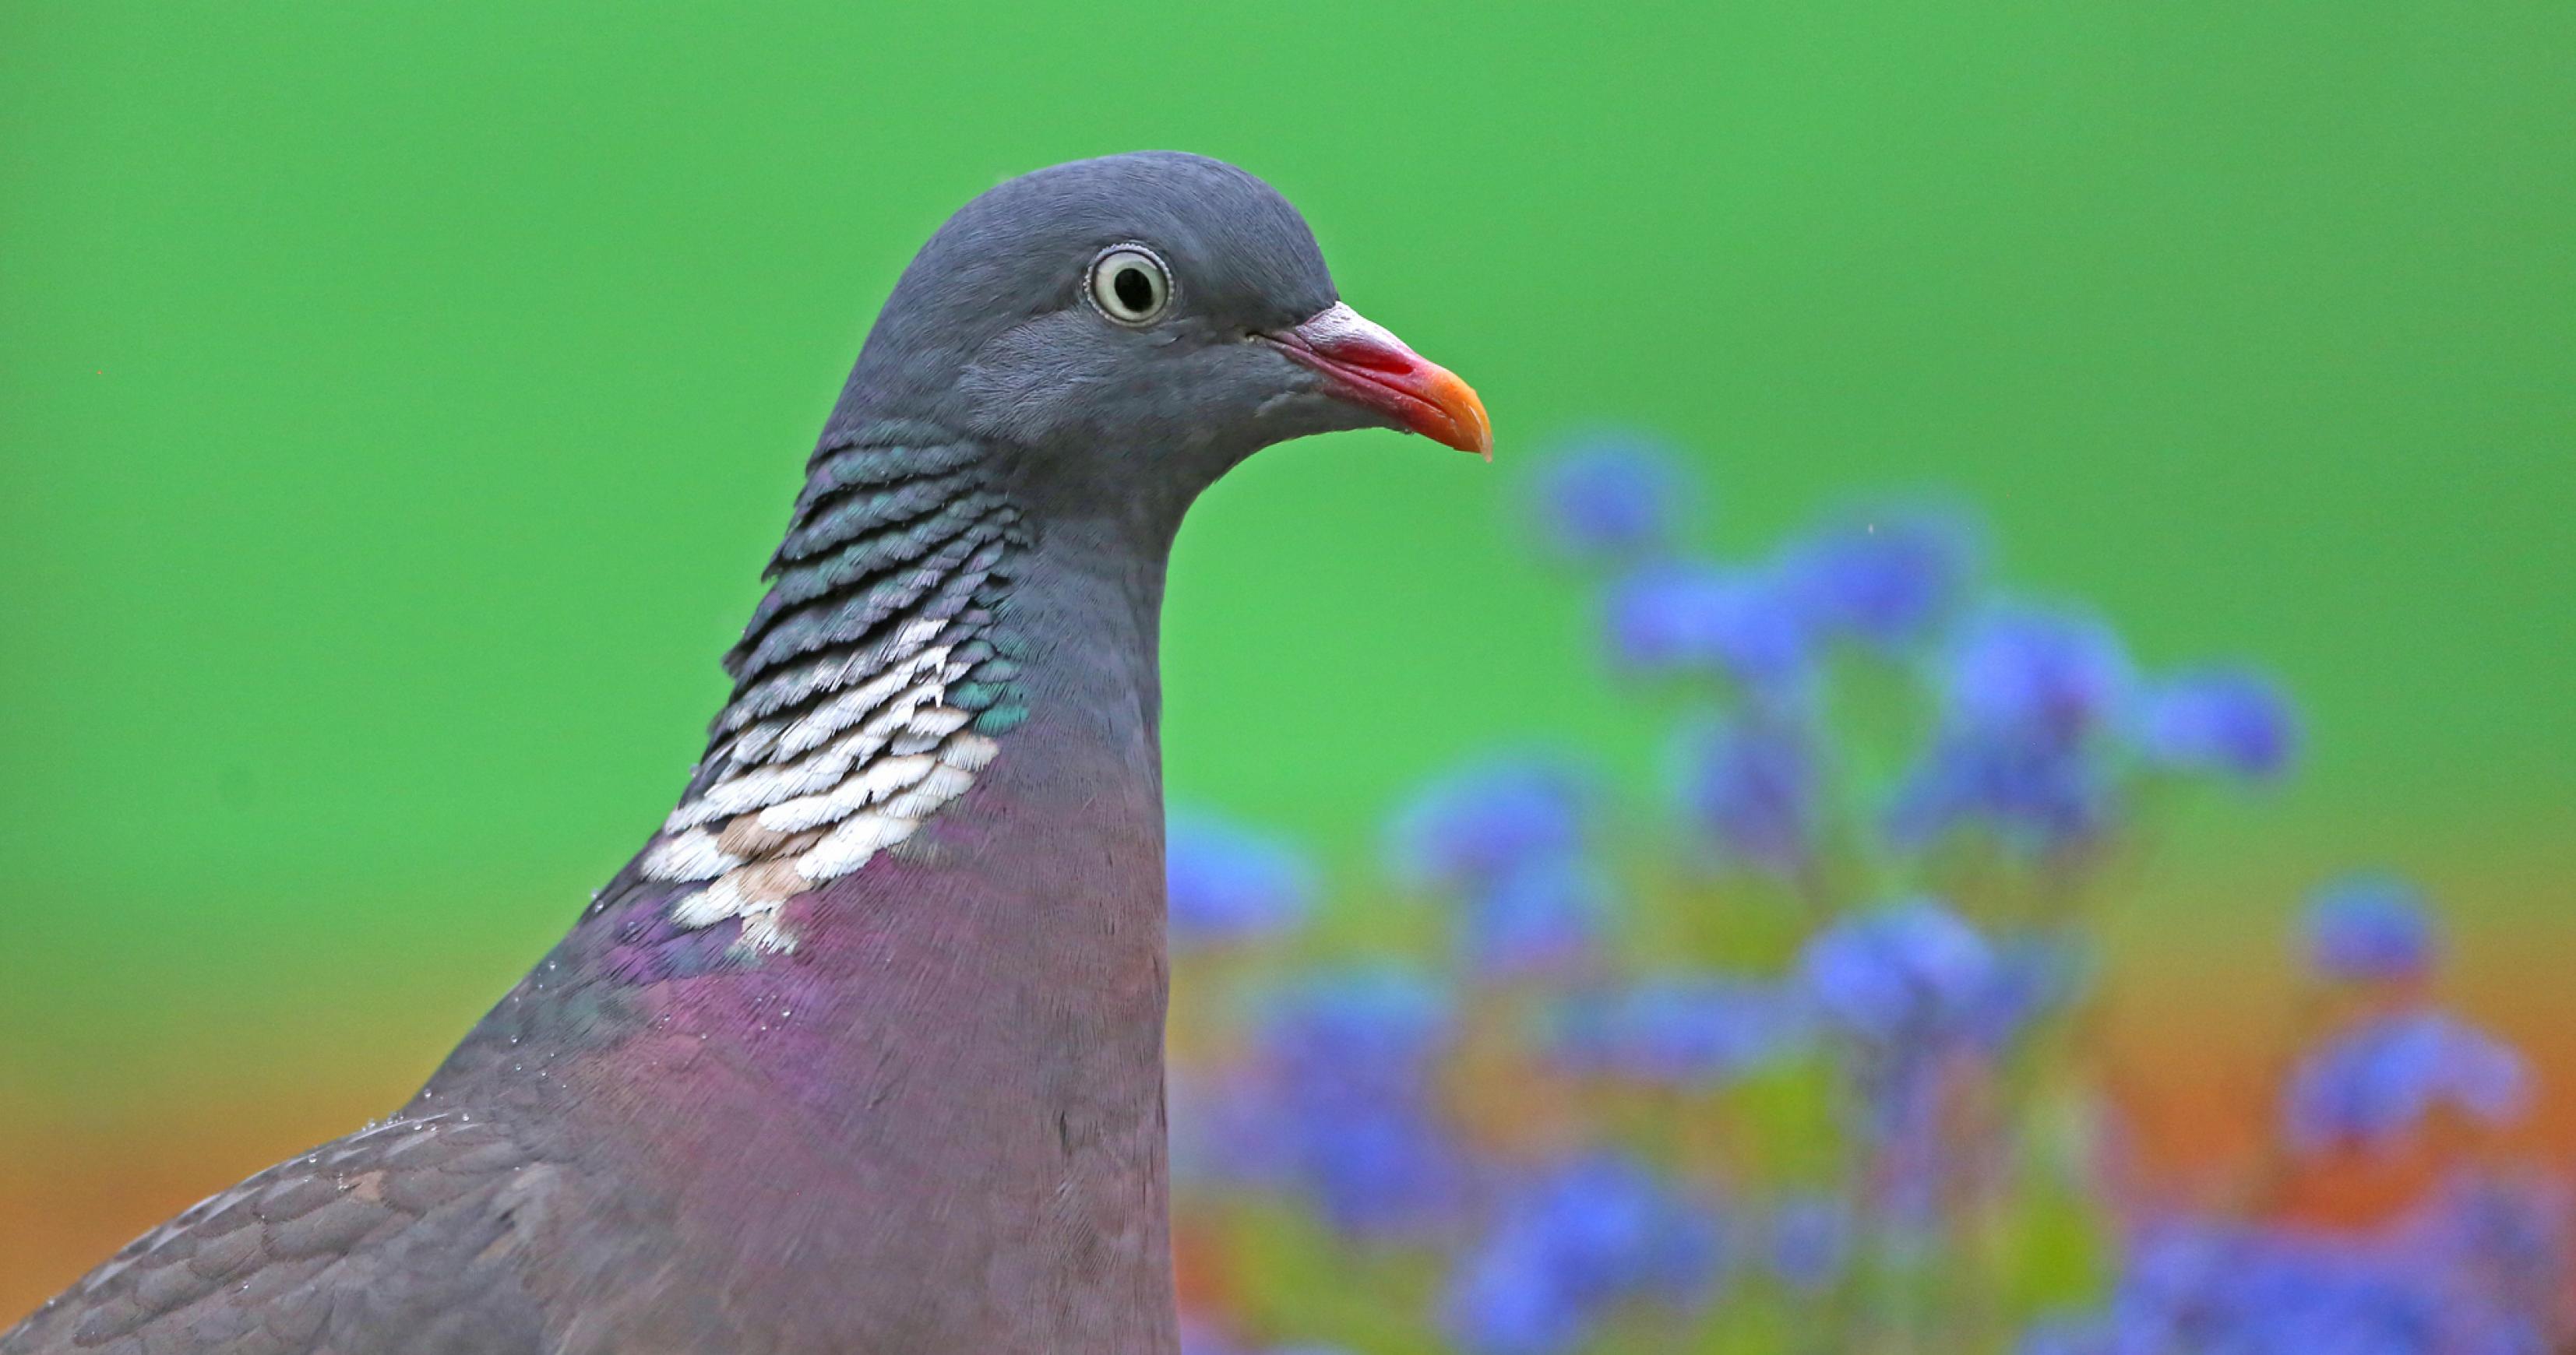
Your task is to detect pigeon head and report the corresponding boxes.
[830,150,1491,512]
[644,153,1489,952]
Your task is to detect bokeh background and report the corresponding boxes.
[2,0,2570,1325]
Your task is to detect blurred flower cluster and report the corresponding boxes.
[1164,435,2563,1354]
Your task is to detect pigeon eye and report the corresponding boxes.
[1087,246,1172,326]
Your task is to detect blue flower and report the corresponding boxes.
[2085,1223,2458,1354]
[1255,970,1458,1234]
[2304,872,2438,984]
[1799,898,2000,1047]
[2424,1172,2567,1311]
[1446,1231,1588,1355]
[1605,561,1810,692]
[1556,976,1810,1086]
[1165,808,1315,949]
[2285,1011,2530,1155]
[1461,857,1612,980]
[2457,1318,2552,1355]
[1531,435,1692,562]
[1446,1154,1725,1355]
[2137,667,2300,781]
[1765,1193,1853,1294]
[1531,1156,1725,1304]
[1680,715,1820,876]
[1884,727,2116,855]
[1877,603,2135,854]
[2227,1248,2444,1353]
[1943,604,2133,751]
[2098,1221,2236,1350]
[1782,507,1980,649]
[1387,755,1588,890]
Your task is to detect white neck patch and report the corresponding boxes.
[636,427,1023,953]
[640,631,1002,953]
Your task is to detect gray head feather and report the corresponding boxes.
[821,151,1383,516]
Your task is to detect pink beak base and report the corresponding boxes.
[1260,302,1493,459]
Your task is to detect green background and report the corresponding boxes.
[2,0,2570,1308]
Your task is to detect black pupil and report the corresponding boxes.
[1112,266,1156,314]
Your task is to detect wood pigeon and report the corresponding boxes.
[4,150,1489,1355]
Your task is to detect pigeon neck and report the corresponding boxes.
[621,502,1184,1352]
[430,423,1186,1352]
[614,417,1194,956]
[625,419,1036,952]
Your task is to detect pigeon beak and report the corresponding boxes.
[1260,301,1493,459]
